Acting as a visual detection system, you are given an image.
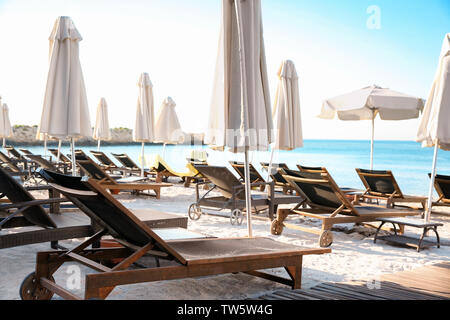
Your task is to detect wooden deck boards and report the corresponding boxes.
[256,262,450,300]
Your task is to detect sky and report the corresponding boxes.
[0,0,449,141]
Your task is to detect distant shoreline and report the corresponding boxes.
[6,125,205,146]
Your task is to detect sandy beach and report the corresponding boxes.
[1,183,449,300]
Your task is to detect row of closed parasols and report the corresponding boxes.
[0,1,448,236]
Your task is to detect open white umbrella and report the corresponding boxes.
[37,16,92,175]
[416,33,450,222]
[206,0,273,237]
[133,73,155,177]
[154,96,184,157]
[0,102,12,148]
[93,97,111,150]
[268,60,303,178]
[319,85,424,169]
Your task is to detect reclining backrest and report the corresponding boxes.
[0,167,56,228]
[229,161,264,183]
[19,149,33,155]
[39,169,186,264]
[0,151,21,172]
[48,149,71,163]
[90,151,116,167]
[153,155,168,172]
[431,173,450,200]
[194,165,245,199]
[112,153,139,169]
[5,146,22,159]
[297,165,328,173]
[260,163,290,184]
[283,169,343,209]
[26,155,58,172]
[356,168,398,195]
[73,150,90,161]
[77,159,115,183]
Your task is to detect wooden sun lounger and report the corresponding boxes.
[48,148,72,164]
[260,163,296,194]
[294,166,363,195]
[229,161,266,191]
[153,155,205,187]
[429,173,450,209]
[190,165,303,222]
[0,166,85,249]
[4,146,24,160]
[111,152,156,177]
[271,170,422,247]
[90,150,140,177]
[355,168,427,209]
[19,175,330,300]
[25,154,69,174]
[0,151,31,181]
[77,159,171,199]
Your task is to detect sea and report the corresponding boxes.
[17,140,450,197]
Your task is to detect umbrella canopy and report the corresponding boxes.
[319,85,424,169]
[154,97,184,144]
[37,16,91,174]
[134,73,155,143]
[0,102,13,147]
[134,73,155,176]
[205,0,273,236]
[416,33,450,221]
[93,97,111,149]
[266,60,303,180]
[272,60,303,151]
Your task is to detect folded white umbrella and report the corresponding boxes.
[37,17,91,175]
[319,85,424,169]
[154,96,184,157]
[134,73,155,176]
[93,97,111,151]
[267,60,303,178]
[416,33,450,221]
[205,0,273,237]
[0,102,13,148]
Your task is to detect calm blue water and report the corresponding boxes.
[17,140,450,196]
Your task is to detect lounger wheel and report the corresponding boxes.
[230,209,243,225]
[188,203,202,220]
[20,272,55,300]
[271,219,284,235]
[319,230,333,247]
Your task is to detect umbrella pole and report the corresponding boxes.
[141,142,145,177]
[97,139,101,151]
[425,142,439,222]
[244,149,253,238]
[71,137,76,176]
[162,143,166,158]
[2,138,5,148]
[44,135,48,157]
[370,117,374,170]
[267,145,275,182]
[57,139,62,162]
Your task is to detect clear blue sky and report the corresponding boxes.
[0,0,448,140]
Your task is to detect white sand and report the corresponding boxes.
[1,182,449,300]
